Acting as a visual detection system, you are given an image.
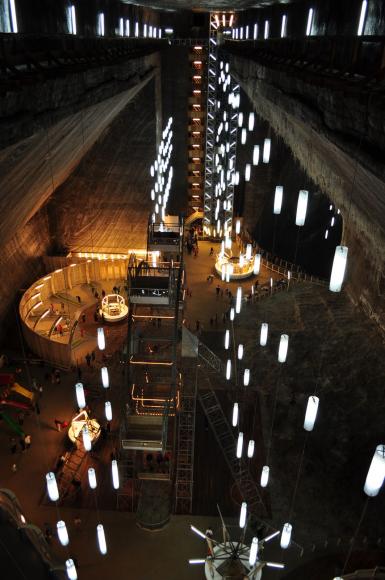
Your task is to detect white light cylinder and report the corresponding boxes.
[247,440,255,458]
[88,467,97,489]
[57,520,69,547]
[75,382,86,409]
[364,444,385,497]
[236,287,242,313]
[329,246,348,292]
[278,334,289,363]
[253,145,260,166]
[82,425,91,451]
[304,395,319,432]
[97,524,107,555]
[295,190,308,226]
[280,523,292,549]
[236,432,244,458]
[253,253,261,275]
[101,366,109,388]
[226,359,232,380]
[105,401,112,421]
[260,465,270,487]
[232,403,239,427]
[241,128,247,145]
[235,219,241,234]
[97,327,105,350]
[249,537,259,566]
[111,459,120,489]
[46,472,59,502]
[274,186,283,215]
[66,559,78,580]
[238,112,243,127]
[246,244,252,260]
[225,329,230,349]
[260,323,268,346]
[263,138,271,163]
[325,229,329,240]
[248,112,255,131]
[239,501,247,528]
[230,308,235,321]
[245,164,251,181]
[243,368,250,386]
[237,344,244,360]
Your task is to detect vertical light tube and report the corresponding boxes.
[260,323,268,346]
[232,403,239,427]
[264,20,269,39]
[82,425,92,451]
[253,253,261,275]
[280,523,292,549]
[246,244,252,260]
[226,359,232,380]
[253,145,260,166]
[274,186,283,214]
[99,13,105,37]
[237,344,244,360]
[329,246,348,292]
[263,138,271,163]
[75,382,86,409]
[9,0,18,33]
[97,327,105,350]
[57,520,69,546]
[303,395,319,431]
[105,401,112,421]
[236,432,244,458]
[46,472,59,502]
[97,524,107,555]
[88,467,97,489]
[236,287,242,313]
[295,190,308,226]
[66,559,78,580]
[260,465,270,487]
[249,537,259,566]
[245,164,251,181]
[357,1,367,36]
[238,112,243,127]
[239,501,247,527]
[235,219,241,234]
[278,334,289,363]
[71,5,76,35]
[243,369,250,386]
[247,440,255,458]
[364,444,385,497]
[306,8,313,36]
[230,308,235,321]
[253,23,258,40]
[241,128,247,144]
[101,366,109,388]
[225,329,230,349]
[125,19,130,36]
[111,459,120,489]
[281,14,287,38]
[119,17,124,36]
[135,21,139,37]
[248,112,255,131]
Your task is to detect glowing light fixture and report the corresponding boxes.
[260,323,268,346]
[281,14,287,38]
[249,537,259,566]
[358,1,367,36]
[264,20,269,39]
[237,344,244,360]
[248,113,255,131]
[241,128,247,145]
[66,559,78,580]
[329,246,348,292]
[230,308,235,321]
[253,254,261,275]
[88,467,97,489]
[260,465,270,487]
[9,0,18,33]
[253,145,260,166]
[236,287,242,313]
[57,521,69,547]
[225,329,230,349]
[245,164,251,181]
[46,472,59,502]
[364,445,385,497]
[274,186,283,215]
[232,403,239,427]
[278,334,289,363]
[306,8,314,36]
[263,138,271,163]
[236,432,244,458]
[280,523,292,549]
[238,112,243,127]
[243,369,250,386]
[304,395,319,431]
[101,367,109,388]
[239,501,247,527]
[111,460,120,489]
[105,401,112,421]
[97,524,107,555]
[247,440,255,458]
[226,359,232,380]
[75,382,86,409]
[97,327,105,350]
[295,190,308,226]
[98,12,105,36]
[82,425,91,451]
[235,219,241,234]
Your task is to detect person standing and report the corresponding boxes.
[24,434,31,450]
[85,353,91,367]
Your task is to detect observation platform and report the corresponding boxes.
[147,215,184,256]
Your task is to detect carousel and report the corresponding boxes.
[99,293,128,322]
[68,410,101,448]
[215,243,261,281]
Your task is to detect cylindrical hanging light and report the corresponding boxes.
[241,128,247,145]
[274,186,283,215]
[226,359,232,380]
[75,382,86,409]
[246,244,252,260]
[237,344,244,360]
[247,440,255,458]
[97,327,106,350]
[295,190,308,226]
[111,459,120,489]
[236,287,242,313]
[253,145,260,166]
[253,253,261,275]
[280,523,292,549]
[329,246,348,292]
[46,472,59,502]
[225,329,230,349]
[325,229,329,240]
[364,444,385,497]
[88,467,97,489]
[235,219,241,234]
[245,163,251,181]
[82,425,91,451]
[249,537,259,566]
[105,401,112,421]
[243,368,250,386]
[278,334,289,363]
[101,367,109,388]
[97,524,107,555]
[239,501,247,528]
[66,559,78,580]
[232,403,239,427]
[238,112,243,127]
[260,323,268,346]
[230,308,235,321]
[236,432,244,458]
[57,520,69,547]
[304,395,319,432]
[263,138,271,163]
[260,465,270,487]
[248,112,255,131]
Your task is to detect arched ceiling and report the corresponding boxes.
[122,0,294,12]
